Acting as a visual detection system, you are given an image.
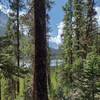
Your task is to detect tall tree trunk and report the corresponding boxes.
[33,0,48,100]
[16,0,20,94]
[0,75,1,100]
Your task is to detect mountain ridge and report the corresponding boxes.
[0,11,8,35]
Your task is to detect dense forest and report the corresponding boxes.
[0,0,100,100]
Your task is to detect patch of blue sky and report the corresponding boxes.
[95,0,100,6]
[49,0,67,36]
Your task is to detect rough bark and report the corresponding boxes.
[33,0,48,100]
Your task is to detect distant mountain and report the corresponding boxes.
[50,48,63,67]
[49,42,58,49]
[0,11,8,35]
[50,47,59,59]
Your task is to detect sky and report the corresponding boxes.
[49,0,100,48]
[48,0,66,48]
[49,0,66,36]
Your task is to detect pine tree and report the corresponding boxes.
[33,0,48,99]
[59,0,100,99]
[58,0,74,98]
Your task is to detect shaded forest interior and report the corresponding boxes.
[0,0,100,100]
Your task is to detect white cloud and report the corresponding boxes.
[0,4,8,14]
[0,3,26,16]
[95,7,100,24]
[49,21,64,46]
[0,4,3,10]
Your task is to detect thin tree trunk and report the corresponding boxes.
[0,76,1,100]
[33,0,48,100]
[16,0,20,94]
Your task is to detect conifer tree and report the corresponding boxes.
[59,0,100,99]
[59,0,74,98]
[33,0,48,99]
